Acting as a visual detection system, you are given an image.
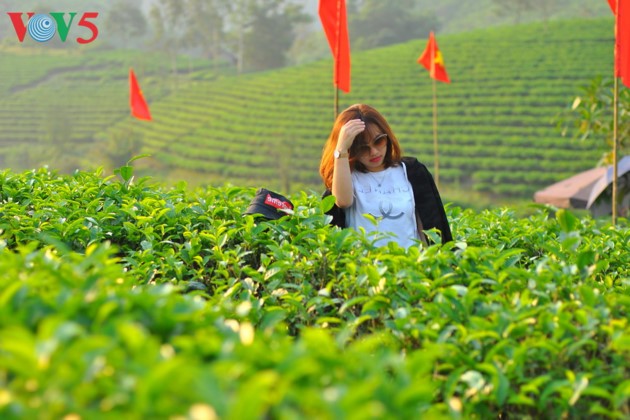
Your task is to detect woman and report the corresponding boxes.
[320,103,452,247]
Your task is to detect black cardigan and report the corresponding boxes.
[323,157,453,244]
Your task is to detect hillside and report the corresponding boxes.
[0,17,617,205]
[0,49,228,171]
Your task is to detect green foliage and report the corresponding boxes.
[148,0,310,72]
[556,76,630,165]
[348,0,438,51]
[242,0,311,72]
[0,167,628,418]
[103,1,148,48]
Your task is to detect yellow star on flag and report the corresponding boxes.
[434,51,444,66]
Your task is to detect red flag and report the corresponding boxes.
[418,31,450,83]
[319,0,351,92]
[614,0,630,88]
[608,0,616,13]
[129,68,152,121]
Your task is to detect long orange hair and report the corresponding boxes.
[319,104,403,190]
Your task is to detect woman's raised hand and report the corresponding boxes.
[337,119,365,151]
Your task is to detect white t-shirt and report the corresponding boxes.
[346,163,420,248]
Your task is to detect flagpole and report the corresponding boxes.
[612,0,619,226]
[334,0,341,119]
[432,78,439,188]
[128,68,133,148]
[612,76,619,225]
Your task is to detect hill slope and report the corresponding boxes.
[114,17,615,198]
[0,17,616,203]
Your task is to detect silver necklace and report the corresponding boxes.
[367,170,387,187]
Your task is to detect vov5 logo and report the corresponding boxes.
[7,12,99,44]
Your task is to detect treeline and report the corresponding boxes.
[0,0,611,74]
[115,0,440,73]
[0,0,439,73]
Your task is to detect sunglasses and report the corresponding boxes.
[353,133,388,156]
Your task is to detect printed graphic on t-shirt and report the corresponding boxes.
[373,201,404,219]
[355,184,411,195]
[355,183,409,220]
[347,165,419,248]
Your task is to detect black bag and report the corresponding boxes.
[244,188,294,220]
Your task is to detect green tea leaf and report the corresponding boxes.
[556,209,579,232]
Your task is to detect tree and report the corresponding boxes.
[491,0,559,26]
[491,0,532,24]
[348,0,438,51]
[556,76,630,165]
[241,0,310,72]
[149,0,186,76]
[224,0,253,74]
[181,0,230,64]
[557,77,630,219]
[221,0,310,73]
[144,0,308,74]
[104,1,148,48]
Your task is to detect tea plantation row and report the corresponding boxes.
[104,18,613,196]
[0,49,224,171]
[0,167,628,418]
[0,17,617,199]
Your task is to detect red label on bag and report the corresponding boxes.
[265,194,293,210]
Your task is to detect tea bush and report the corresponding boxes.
[0,167,628,419]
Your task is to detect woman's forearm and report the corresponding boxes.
[332,154,353,208]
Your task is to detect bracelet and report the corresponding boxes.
[334,150,349,159]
